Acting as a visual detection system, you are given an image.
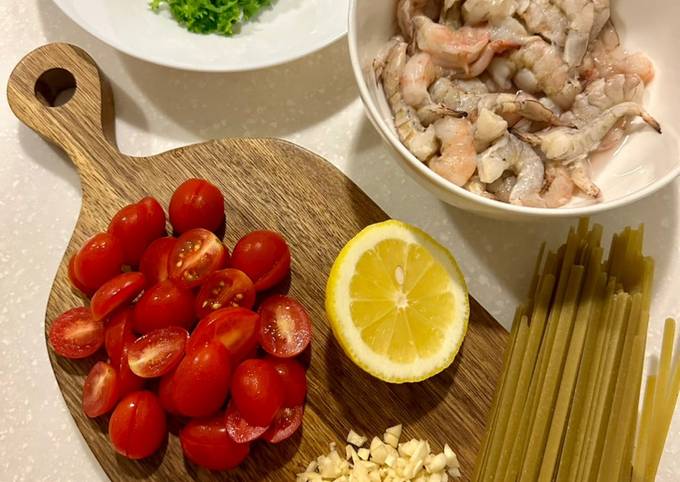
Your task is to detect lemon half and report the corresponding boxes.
[325,220,469,383]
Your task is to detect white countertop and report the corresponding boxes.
[0,1,678,480]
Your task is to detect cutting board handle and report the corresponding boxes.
[6,43,118,171]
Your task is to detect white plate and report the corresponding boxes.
[52,0,349,71]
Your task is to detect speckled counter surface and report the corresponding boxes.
[0,1,678,480]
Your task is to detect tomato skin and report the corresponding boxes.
[132,280,195,334]
[127,327,188,378]
[267,357,308,407]
[169,229,229,289]
[224,401,269,443]
[104,309,136,368]
[118,346,146,397]
[169,179,225,234]
[68,255,93,296]
[258,295,313,358]
[186,308,259,364]
[180,413,250,470]
[49,307,104,359]
[261,405,304,444]
[109,391,167,460]
[194,269,256,319]
[139,237,177,286]
[158,369,179,414]
[108,197,166,266]
[231,231,291,292]
[90,272,146,321]
[82,361,119,418]
[73,233,124,293]
[231,359,285,427]
[169,341,231,417]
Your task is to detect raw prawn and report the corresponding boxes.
[464,175,496,199]
[429,117,477,186]
[462,0,516,25]
[413,15,490,70]
[397,0,437,41]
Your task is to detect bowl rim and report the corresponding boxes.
[347,0,680,218]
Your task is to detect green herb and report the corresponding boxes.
[150,0,272,36]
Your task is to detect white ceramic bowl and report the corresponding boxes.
[52,0,349,72]
[348,0,680,220]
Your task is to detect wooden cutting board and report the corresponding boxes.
[7,43,508,481]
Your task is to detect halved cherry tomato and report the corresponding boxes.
[49,307,104,359]
[82,361,119,418]
[230,230,291,292]
[68,255,93,296]
[169,179,225,234]
[224,401,269,443]
[132,280,195,334]
[118,345,145,397]
[139,237,177,285]
[194,269,256,319]
[169,228,229,289]
[90,272,146,321]
[168,341,231,417]
[186,308,258,363]
[73,233,124,293]
[231,359,284,427]
[108,197,166,266]
[109,391,167,459]
[104,308,136,368]
[258,295,312,358]
[180,412,250,470]
[261,405,304,444]
[127,327,188,378]
[267,357,308,407]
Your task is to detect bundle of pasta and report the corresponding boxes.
[474,219,679,482]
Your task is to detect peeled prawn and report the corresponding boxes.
[429,117,477,186]
[462,0,516,25]
[397,0,428,41]
[439,0,463,28]
[413,16,490,70]
[464,175,496,199]
[401,52,438,108]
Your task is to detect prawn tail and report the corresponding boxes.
[512,129,542,146]
[641,109,662,134]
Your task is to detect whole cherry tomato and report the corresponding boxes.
[132,280,195,334]
[180,412,250,470]
[231,359,284,427]
[49,307,104,359]
[67,255,93,296]
[194,269,256,319]
[261,405,304,444]
[109,391,167,459]
[82,361,119,418]
[72,233,124,293]
[108,197,166,266]
[267,356,307,407]
[258,295,312,358]
[127,327,188,378]
[186,308,259,363]
[166,341,231,417]
[104,308,136,368]
[90,272,146,321]
[169,179,225,234]
[168,228,229,289]
[139,237,177,285]
[230,230,291,291]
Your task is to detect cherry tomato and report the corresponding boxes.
[186,308,258,363]
[68,255,93,296]
[73,233,124,293]
[169,179,225,234]
[49,307,104,359]
[168,341,231,417]
[169,228,229,289]
[261,405,304,444]
[104,308,136,368]
[132,280,195,334]
[180,412,250,470]
[158,369,178,414]
[108,197,166,266]
[267,357,307,407]
[109,391,167,460]
[224,401,269,443]
[82,361,119,418]
[139,237,177,285]
[230,230,291,292]
[118,345,145,397]
[231,359,284,427]
[194,269,256,319]
[127,327,188,378]
[258,295,312,358]
[90,272,146,321]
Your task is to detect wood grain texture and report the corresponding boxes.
[7,43,508,481]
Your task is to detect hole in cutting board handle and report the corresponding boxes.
[34,68,76,107]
